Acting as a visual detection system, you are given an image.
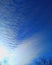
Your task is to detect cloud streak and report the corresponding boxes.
[0,21,44,65]
[0,22,44,65]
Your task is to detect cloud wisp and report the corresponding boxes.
[0,22,44,65]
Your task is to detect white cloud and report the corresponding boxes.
[0,21,44,65]
[0,22,43,65]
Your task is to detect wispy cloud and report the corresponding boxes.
[0,21,44,65]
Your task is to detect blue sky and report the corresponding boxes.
[0,0,52,65]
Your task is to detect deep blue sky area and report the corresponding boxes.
[0,0,52,65]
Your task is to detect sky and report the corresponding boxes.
[0,0,52,65]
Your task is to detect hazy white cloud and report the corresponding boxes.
[0,22,44,65]
[0,21,44,65]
